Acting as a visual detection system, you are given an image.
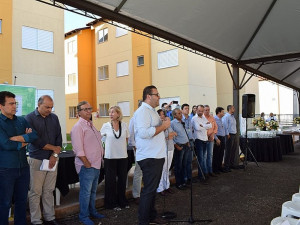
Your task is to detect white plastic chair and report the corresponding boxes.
[293,193,300,203]
[271,217,299,225]
[282,201,300,218]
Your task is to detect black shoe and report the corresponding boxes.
[230,165,240,170]
[44,220,59,225]
[175,184,185,190]
[150,217,169,224]
[192,178,198,183]
[209,173,217,177]
[223,167,232,172]
[186,179,192,185]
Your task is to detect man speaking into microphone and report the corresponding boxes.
[170,108,190,190]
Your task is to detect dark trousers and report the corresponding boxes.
[138,158,165,225]
[173,145,189,186]
[104,158,128,209]
[213,136,225,172]
[0,166,30,225]
[224,133,237,168]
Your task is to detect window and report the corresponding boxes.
[158,48,178,69]
[116,26,128,37]
[67,40,76,54]
[99,103,109,116]
[69,106,77,118]
[117,61,129,77]
[22,26,53,53]
[137,55,144,66]
[98,28,108,43]
[0,19,2,34]
[68,74,77,87]
[117,101,130,116]
[98,65,109,80]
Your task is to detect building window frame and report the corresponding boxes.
[137,55,144,66]
[157,48,179,69]
[69,106,77,118]
[116,60,129,77]
[22,26,54,53]
[98,28,108,44]
[117,101,130,117]
[99,103,110,117]
[0,19,2,34]
[68,73,77,88]
[98,65,109,80]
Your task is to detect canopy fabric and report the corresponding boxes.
[56,0,300,90]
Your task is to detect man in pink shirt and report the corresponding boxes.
[204,105,218,177]
[71,101,105,225]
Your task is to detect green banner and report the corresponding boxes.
[0,84,36,116]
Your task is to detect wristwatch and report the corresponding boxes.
[52,153,58,158]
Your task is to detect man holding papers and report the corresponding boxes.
[25,95,62,225]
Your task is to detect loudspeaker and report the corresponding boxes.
[242,94,255,118]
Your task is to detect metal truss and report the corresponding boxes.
[35,0,299,91]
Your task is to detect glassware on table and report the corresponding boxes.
[62,143,67,152]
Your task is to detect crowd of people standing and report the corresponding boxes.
[0,86,240,225]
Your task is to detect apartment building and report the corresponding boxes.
[64,20,260,133]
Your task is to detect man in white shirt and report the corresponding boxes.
[134,85,170,225]
[192,105,212,184]
[266,112,277,122]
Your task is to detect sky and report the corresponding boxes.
[64,10,94,33]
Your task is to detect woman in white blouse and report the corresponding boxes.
[100,106,129,210]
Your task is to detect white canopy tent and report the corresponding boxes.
[38,0,300,91]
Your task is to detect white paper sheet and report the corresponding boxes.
[40,159,57,172]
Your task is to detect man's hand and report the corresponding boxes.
[84,161,91,168]
[48,155,57,169]
[168,132,177,140]
[162,117,171,130]
[216,139,221,146]
[21,143,28,148]
[227,134,230,139]
[52,146,61,154]
[175,145,183,151]
[25,128,32,134]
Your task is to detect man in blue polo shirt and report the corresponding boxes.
[0,91,37,225]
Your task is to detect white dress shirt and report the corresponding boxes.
[192,114,212,141]
[134,102,167,161]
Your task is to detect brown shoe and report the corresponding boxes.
[159,190,167,196]
[165,188,174,194]
[134,197,140,205]
[209,173,217,177]
[150,217,169,224]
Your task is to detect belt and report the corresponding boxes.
[177,142,189,147]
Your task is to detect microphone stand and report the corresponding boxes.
[161,127,177,220]
[170,121,212,224]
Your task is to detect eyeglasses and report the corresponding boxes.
[79,107,93,112]
[149,93,160,97]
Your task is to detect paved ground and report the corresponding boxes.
[57,143,300,225]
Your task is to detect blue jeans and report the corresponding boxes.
[0,166,30,225]
[173,145,189,186]
[184,140,194,181]
[195,139,208,177]
[206,141,214,173]
[78,167,100,222]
